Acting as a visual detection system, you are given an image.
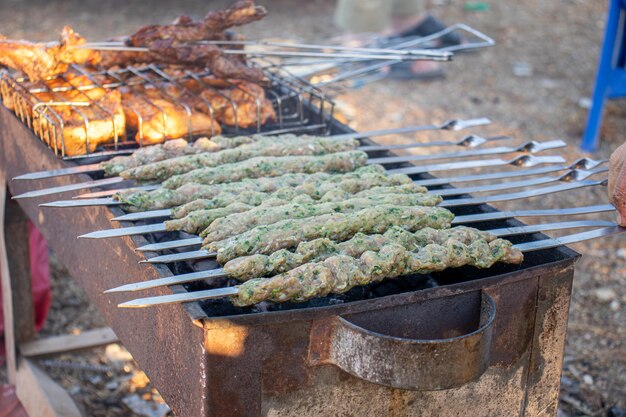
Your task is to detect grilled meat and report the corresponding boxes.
[127,1,267,46]
[100,136,259,176]
[232,234,522,306]
[100,1,268,82]
[0,26,100,81]
[20,74,125,156]
[114,165,404,211]
[197,81,276,128]
[209,205,455,264]
[164,186,432,235]
[162,151,368,189]
[225,226,520,281]
[119,84,221,144]
[184,192,440,239]
[119,137,358,182]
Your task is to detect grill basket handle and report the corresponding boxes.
[309,291,496,391]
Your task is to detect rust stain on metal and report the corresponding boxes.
[307,318,337,365]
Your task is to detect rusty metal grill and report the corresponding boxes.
[0,63,334,160]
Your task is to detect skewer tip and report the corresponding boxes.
[104,285,133,294]
[117,300,145,309]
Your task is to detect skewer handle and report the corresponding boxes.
[515,225,626,252]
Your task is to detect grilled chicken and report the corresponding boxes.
[34,75,125,156]
[120,84,221,145]
[0,26,100,81]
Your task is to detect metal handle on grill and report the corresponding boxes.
[308,291,496,390]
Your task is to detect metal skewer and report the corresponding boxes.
[12,177,127,200]
[111,159,607,223]
[106,219,616,294]
[367,140,566,165]
[39,155,565,209]
[439,179,606,208]
[116,225,626,308]
[413,157,607,187]
[80,172,593,239]
[84,39,451,59]
[13,118,491,181]
[79,43,453,61]
[15,138,557,200]
[433,167,607,197]
[132,203,617,252]
[78,135,514,200]
[73,185,159,199]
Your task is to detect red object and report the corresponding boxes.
[0,222,51,348]
[0,385,28,417]
[27,222,51,332]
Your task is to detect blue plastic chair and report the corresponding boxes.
[581,0,626,152]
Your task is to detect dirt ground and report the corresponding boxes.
[1,0,625,416]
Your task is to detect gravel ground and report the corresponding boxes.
[1,0,624,416]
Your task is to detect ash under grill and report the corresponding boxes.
[0,63,334,159]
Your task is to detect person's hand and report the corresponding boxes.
[609,142,626,226]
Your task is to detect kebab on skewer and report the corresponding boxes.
[230,235,522,306]
[114,164,404,210]
[100,136,252,176]
[161,187,439,235]
[166,170,413,217]
[220,226,518,281]
[118,136,357,181]
[160,150,367,189]
[206,205,454,264]
[116,226,523,307]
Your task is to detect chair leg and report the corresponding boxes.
[581,0,623,152]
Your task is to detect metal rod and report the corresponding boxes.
[514,225,626,251]
[39,198,120,208]
[117,224,626,308]
[12,177,126,200]
[367,140,566,165]
[80,170,600,240]
[113,162,606,223]
[18,133,506,200]
[194,39,451,58]
[13,118,490,181]
[73,185,159,199]
[12,163,104,181]
[453,204,616,224]
[139,180,607,263]
[134,237,202,252]
[387,155,566,175]
[79,223,168,239]
[444,179,606,208]
[140,250,215,264]
[106,220,615,293]
[40,154,566,209]
[413,157,608,187]
[358,135,511,152]
[433,167,607,197]
[112,209,174,222]
[118,286,239,308]
[133,204,617,252]
[79,43,452,61]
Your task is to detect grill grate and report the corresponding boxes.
[0,63,335,160]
